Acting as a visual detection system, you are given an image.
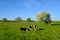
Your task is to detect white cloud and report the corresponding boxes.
[24,0,41,8]
[17,0,41,9]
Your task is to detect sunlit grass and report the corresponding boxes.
[0,21,60,40]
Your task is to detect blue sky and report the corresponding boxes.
[0,0,60,21]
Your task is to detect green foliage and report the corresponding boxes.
[15,17,22,22]
[26,18,31,22]
[0,20,1,22]
[2,18,7,22]
[36,11,51,24]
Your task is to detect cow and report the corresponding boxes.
[29,25,36,30]
[33,25,36,29]
[20,27,30,31]
[29,25,33,28]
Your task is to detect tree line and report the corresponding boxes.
[0,17,32,22]
[0,11,52,24]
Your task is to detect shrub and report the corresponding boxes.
[26,18,31,22]
[2,18,7,22]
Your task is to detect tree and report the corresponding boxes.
[2,18,7,22]
[36,11,52,24]
[0,20,1,22]
[15,17,22,22]
[26,18,31,22]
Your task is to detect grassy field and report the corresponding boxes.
[0,21,60,40]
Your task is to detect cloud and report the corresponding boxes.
[17,0,41,9]
[24,0,41,8]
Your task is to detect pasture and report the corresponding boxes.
[0,21,60,40]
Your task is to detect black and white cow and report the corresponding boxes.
[29,25,36,29]
[29,25,33,28]
[20,27,30,31]
[33,25,36,29]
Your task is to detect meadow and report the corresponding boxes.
[0,21,60,40]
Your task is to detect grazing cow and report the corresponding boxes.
[20,27,30,31]
[33,25,36,28]
[29,25,33,28]
[29,25,36,29]
[29,25,33,30]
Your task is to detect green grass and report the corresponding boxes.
[0,22,60,40]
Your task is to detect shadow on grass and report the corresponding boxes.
[51,24,60,26]
[38,28,44,30]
